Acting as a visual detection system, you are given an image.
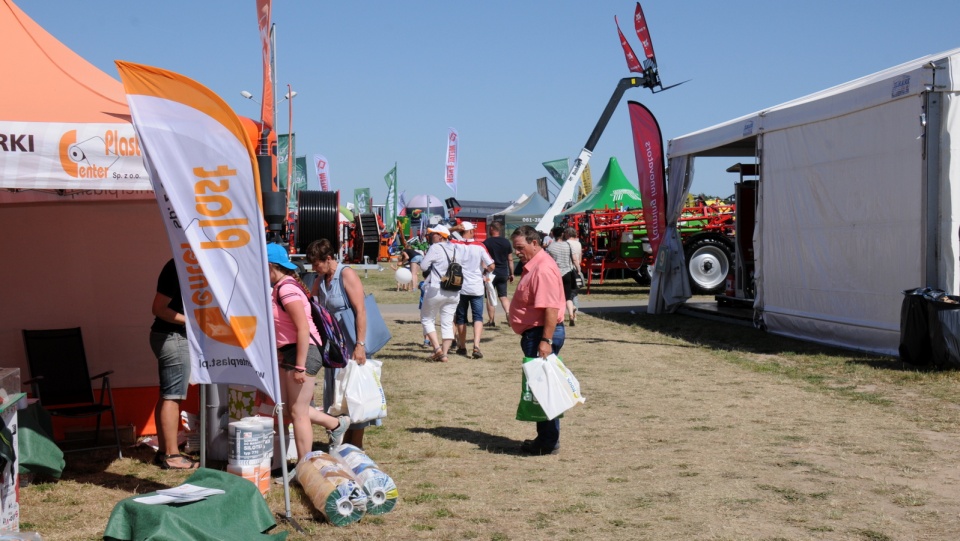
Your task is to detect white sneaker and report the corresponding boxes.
[327,415,351,451]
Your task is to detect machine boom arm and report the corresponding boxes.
[536,75,648,232]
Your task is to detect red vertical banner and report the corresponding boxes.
[633,2,656,65]
[628,101,666,257]
[615,16,643,73]
[256,0,273,134]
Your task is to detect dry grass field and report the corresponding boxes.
[18,273,960,540]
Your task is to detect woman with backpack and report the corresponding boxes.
[268,243,350,459]
[418,224,461,362]
[307,238,380,449]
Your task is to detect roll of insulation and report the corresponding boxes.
[334,444,399,514]
[296,451,366,526]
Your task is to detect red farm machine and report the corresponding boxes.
[560,197,738,295]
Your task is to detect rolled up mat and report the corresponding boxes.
[296,451,366,526]
[334,444,399,515]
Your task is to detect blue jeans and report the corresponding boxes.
[520,324,565,448]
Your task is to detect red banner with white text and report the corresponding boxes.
[634,2,657,67]
[615,16,643,73]
[628,101,666,257]
[256,0,273,134]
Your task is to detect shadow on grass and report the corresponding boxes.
[52,447,177,493]
[847,357,938,372]
[581,288,649,297]
[594,311,893,362]
[408,426,523,455]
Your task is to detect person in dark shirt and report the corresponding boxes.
[482,221,514,326]
[148,259,197,470]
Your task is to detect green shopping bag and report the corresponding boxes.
[516,357,563,422]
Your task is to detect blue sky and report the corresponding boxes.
[18,0,960,204]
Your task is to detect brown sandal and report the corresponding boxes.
[430,348,448,363]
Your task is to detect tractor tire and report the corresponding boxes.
[684,235,734,295]
[633,264,652,286]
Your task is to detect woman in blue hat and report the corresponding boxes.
[267,243,350,458]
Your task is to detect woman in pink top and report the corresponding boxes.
[268,243,350,459]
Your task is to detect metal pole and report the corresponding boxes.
[199,385,206,468]
[286,83,294,222]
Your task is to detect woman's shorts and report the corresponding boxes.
[279,343,323,377]
[150,331,191,400]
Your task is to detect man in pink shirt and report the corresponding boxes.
[509,225,566,455]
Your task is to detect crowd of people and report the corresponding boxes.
[146,220,582,471]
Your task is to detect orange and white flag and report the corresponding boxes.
[116,61,280,402]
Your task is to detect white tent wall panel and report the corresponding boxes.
[0,199,171,388]
[940,92,960,295]
[759,97,925,355]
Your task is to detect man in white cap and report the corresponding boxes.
[452,222,494,358]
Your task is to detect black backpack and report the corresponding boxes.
[437,245,463,291]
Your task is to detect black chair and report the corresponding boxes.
[22,328,122,458]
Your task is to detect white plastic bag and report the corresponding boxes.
[521,354,584,420]
[485,276,498,307]
[332,359,387,423]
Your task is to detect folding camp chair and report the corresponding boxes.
[22,327,122,458]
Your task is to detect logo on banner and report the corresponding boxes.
[314,155,329,190]
[182,164,258,348]
[58,129,141,179]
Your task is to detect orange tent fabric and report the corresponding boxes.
[1,0,129,123]
[0,0,261,192]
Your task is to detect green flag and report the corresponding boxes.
[383,164,397,232]
[354,188,371,215]
[289,156,307,211]
[278,133,295,194]
[542,158,570,186]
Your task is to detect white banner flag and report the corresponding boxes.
[117,61,280,402]
[444,127,458,194]
[313,153,329,191]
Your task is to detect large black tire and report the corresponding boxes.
[684,235,734,295]
[632,264,653,285]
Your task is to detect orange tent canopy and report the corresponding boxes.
[1,0,129,123]
[1,0,261,145]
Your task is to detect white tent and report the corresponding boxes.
[652,47,960,356]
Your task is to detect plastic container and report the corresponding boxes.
[227,421,268,466]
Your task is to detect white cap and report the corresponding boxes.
[427,224,450,238]
[461,221,476,231]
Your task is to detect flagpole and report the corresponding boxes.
[271,22,299,532]
[285,83,295,230]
